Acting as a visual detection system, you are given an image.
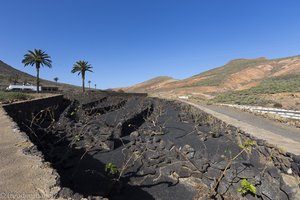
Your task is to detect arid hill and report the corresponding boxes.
[122,55,300,109]
[122,76,177,93]
[0,60,80,91]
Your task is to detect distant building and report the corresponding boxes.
[6,84,58,92]
[41,86,59,92]
[178,96,189,100]
[6,84,42,92]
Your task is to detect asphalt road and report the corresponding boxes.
[181,101,300,155]
[206,104,300,143]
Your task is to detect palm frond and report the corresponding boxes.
[22,49,52,68]
[71,60,93,74]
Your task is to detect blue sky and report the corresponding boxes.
[1,0,300,89]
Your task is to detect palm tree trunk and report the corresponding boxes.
[82,74,85,92]
[36,65,40,93]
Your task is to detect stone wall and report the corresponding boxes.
[0,95,67,199]
[2,94,66,123]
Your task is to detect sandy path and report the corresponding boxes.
[0,107,60,200]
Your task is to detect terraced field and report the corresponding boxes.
[3,92,300,199]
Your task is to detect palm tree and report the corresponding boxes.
[88,80,91,89]
[71,60,93,92]
[22,49,52,93]
[54,77,59,83]
[94,84,97,89]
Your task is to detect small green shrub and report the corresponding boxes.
[273,103,283,108]
[239,139,256,149]
[211,139,256,197]
[105,162,118,175]
[237,179,256,195]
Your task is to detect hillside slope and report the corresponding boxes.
[123,76,177,93]
[122,55,300,109]
[123,55,300,97]
[0,60,80,91]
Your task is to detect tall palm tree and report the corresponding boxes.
[54,77,59,83]
[94,84,97,89]
[88,80,91,89]
[71,60,93,92]
[22,49,52,93]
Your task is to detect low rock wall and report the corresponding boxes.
[3,94,65,123]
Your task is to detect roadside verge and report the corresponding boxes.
[182,100,300,155]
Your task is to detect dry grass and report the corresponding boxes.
[0,91,32,103]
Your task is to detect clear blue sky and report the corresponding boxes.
[1,0,300,89]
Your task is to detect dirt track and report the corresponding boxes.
[0,107,60,200]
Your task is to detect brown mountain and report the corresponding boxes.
[122,55,300,100]
[123,76,177,93]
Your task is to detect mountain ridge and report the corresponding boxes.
[123,76,177,93]
[121,55,300,101]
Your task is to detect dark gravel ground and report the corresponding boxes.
[4,91,300,200]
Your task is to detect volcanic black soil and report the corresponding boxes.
[4,91,300,200]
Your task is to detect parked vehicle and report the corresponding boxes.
[6,84,42,92]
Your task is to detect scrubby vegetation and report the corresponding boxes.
[0,91,32,103]
[245,74,300,94]
[211,74,300,105]
[210,92,272,105]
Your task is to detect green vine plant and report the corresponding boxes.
[237,179,256,195]
[29,106,57,128]
[211,139,256,197]
[70,106,80,117]
[239,139,255,154]
[105,162,119,176]
[104,148,146,182]
[142,103,168,135]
